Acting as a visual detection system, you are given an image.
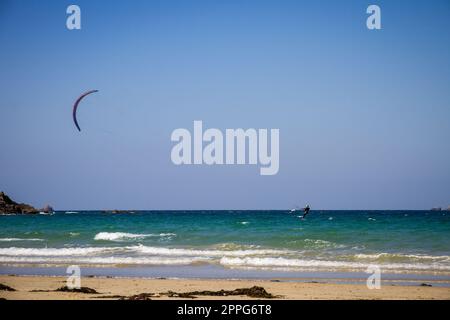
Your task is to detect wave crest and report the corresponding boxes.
[0,238,44,242]
[94,232,175,241]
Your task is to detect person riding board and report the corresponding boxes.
[302,205,311,219]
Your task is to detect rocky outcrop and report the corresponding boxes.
[0,192,39,215]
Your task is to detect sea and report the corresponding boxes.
[1,210,449,284]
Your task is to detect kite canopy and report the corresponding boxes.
[72,90,99,131]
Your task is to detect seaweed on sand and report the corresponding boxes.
[0,283,16,292]
[121,286,277,300]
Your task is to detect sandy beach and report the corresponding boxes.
[1,275,449,300]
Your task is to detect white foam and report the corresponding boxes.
[0,238,44,242]
[1,244,448,272]
[0,256,210,265]
[132,245,288,257]
[0,245,288,258]
[354,253,450,262]
[219,257,450,271]
[0,246,121,256]
[94,232,176,241]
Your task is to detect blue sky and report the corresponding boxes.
[0,0,449,210]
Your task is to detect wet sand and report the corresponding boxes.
[1,275,449,300]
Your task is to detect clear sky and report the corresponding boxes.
[1,0,449,210]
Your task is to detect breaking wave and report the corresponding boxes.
[0,238,44,242]
[219,257,450,271]
[0,246,120,256]
[133,245,287,257]
[94,232,176,241]
[0,256,210,266]
[353,253,450,263]
[0,244,449,272]
[0,245,287,258]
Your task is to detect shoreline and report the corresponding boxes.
[1,274,449,300]
[2,265,450,285]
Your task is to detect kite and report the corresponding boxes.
[72,90,99,131]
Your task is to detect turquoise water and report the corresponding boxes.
[0,210,449,274]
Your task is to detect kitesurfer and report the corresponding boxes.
[302,205,311,219]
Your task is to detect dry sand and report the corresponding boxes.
[1,275,449,300]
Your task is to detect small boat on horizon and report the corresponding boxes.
[39,205,55,215]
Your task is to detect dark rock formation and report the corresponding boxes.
[0,192,39,215]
